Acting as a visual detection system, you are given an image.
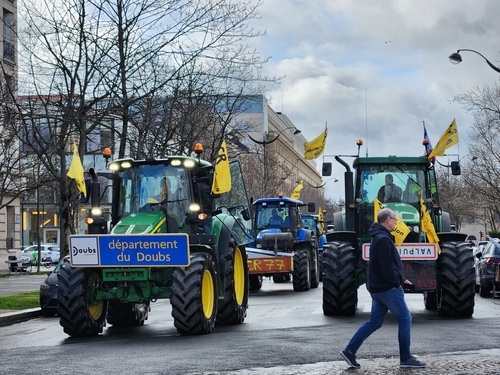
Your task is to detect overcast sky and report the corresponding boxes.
[249,0,500,201]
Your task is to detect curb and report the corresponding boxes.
[0,308,42,326]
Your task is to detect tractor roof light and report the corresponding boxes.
[194,143,204,156]
[356,139,363,146]
[189,203,201,212]
[184,159,196,168]
[103,148,112,160]
[170,159,182,167]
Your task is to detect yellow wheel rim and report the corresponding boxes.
[233,247,245,305]
[87,272,104,320]
[201,269,215,319]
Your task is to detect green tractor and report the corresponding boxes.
[58,145,253,336]
[322,152,475,318]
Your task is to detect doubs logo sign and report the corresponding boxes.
[70,237,99,266]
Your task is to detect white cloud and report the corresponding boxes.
[250,0,500,199]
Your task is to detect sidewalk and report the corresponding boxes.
[187,349,500,374]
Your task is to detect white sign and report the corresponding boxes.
[363,243,438,260]
[70,236,99,266]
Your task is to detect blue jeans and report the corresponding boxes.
[346,286,412,361]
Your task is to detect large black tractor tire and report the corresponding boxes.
[107,301,150,327]
[423,291,437,310]
[170,253,218,334]
[249,275,263,291]
[293,249,311,291]
[57,260,107,336]
[273,274,290,283]
[310,249,320,289]
[318,250,324,281]
[217,243,249,325]
[322,242,358,316]
[479,277,492,297]
[437,241,475,317]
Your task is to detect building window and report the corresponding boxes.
[3,9,14,62]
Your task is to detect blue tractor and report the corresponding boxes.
[300,213,327,281]
[246,196,319,291]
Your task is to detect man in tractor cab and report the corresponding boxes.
[193,169,214,233]
[377,174,402,203]
[268,208,285,227]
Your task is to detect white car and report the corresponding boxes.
[22,244,60,263]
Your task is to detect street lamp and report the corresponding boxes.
[305,177,338,189]
[449,49,500,73]
[435,154,478,175]
[248,126,301,197]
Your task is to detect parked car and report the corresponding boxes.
[22,244,60,263]
[474,238,500,297]
[39,256,68,316]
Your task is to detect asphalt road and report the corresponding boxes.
[1,277,500,374]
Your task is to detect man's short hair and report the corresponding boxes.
[378,208,393,223]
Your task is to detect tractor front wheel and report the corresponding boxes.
[170,253,218,334]
[322,242,358,316]
[57,260,107,336]
[293,249,311,291]
[437,241,475,317]
[107,301,150,327]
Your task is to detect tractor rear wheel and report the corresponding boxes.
[310,248,320,289]
[273,274,290,283]
[318,250,324,281]
[107,301,150,327]
[170,253,218,334]
[322,241,358,316]
[249,275,263,291]
[423,291,437,310]
[217,243,249,324]
[437,241,475,317]
[57,260,107,336]
[293,249,311,291]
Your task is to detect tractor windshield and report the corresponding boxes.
[359,165,426,205]
[255,204,290,229]
[116,164,190,226]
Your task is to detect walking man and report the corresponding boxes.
[340,208,425,369]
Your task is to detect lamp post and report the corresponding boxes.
[305,177,338,189]
[435,154,477,175]
[449,49,500,73]
[248,126,301,197]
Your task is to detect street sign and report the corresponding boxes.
[69,234,190,267]
[362,243,438,260]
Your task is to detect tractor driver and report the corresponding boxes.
[268,208,285,227]
[377,174,402,203]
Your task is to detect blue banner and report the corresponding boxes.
[69,234,190,267]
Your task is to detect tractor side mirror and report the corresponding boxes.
[241,208,250,221]
[322,162,332,176]
[79,179,91,203]
[450,161,461,175]
[307,202,316,212]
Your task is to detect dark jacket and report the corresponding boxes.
[367,222,405,293]
[194,177,213,215]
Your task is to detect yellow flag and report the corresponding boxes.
[428,119,459,158]
[318,208,325,233]
[291,180,303,200]
[374,198,410,246]
[304,125,327,160]
[420,195,441,253]
[211,140,231,194]
[67,141,87,197]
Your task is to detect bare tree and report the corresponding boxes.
[17,0,273,254]
[454,81,500,232]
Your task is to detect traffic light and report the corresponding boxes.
[480,231,483,239]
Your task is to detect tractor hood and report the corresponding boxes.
[384,202,420,225]
[111,212,166,234]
